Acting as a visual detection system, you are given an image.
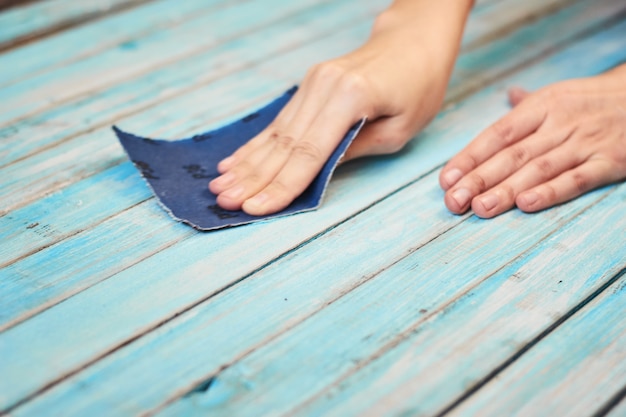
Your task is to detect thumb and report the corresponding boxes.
[343,117,413,162]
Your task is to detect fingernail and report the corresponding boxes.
[246,192,268,208]
[443,168,463,188]
[451,188,471,210]
[221,185,244,200]
[521,192,538,207]
[478,194,499,211]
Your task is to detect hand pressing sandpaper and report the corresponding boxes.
[113,87,365,231]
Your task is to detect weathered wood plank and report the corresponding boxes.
[10,169,623,417]
[0,71,282,331]
[3,19,626,414]
[606,396,626,417]
[0,0,599,171]
[0,0,366,128]
[2,0,622,332]
[288,188,625,417]
[0,0,230,86]
[0,0,615,227]
[0,0,385,171]
[0,0,147,50]
[448,273,626,417]
[1,0,591,309]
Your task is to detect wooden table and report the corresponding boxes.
[1,0,625,415]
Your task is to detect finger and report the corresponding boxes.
[508,86,531,107]
[242,95,367,215]
[214,132,304,210]
[515,158,616,213]
[470,143,583,218]
[209,137,277,195]
[216,88,307,173]
[443,128,569,214]
[439,95,547,191]
[213,77,347,208]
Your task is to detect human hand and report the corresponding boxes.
[209,0,471,216]
[209,39,444,215]
[440,64,626,218]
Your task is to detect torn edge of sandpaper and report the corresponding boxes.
[113,87,365,231]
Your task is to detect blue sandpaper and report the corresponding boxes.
[113,87,365,231]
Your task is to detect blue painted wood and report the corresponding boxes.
[449,275,626,416]
[0,0,592,172]
[3,17,626,414]
[607,397,626,417]
[0,1,389,213]
[0,0,144,48]
[19,182,621,417]
[0,0,602,330]
[0,0,613,217]
[0,0,371,128]
[0,0,229,86]
[1,0,622,334]
[289,186,625,417]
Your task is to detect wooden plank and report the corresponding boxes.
[0,0,381,269]
[0,0,147,49]
[0,0,616,217]
[9,170,622,417]
[0,0,600,171]
[606,397,626,417]
[2,0,622,330]
[448,0,626,100]
[254,0,626,105]
[448,274,626,417]
[0,0,230,87]
[0,71,282,330]
[3,20,626,414]
[288,189,625,417]
[0,0,359,128]
[0,0,386,171]
[462,0,576,51]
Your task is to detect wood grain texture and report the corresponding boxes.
[292,185,625,417]
[4,15,626,415]
[448,274,626,417]
[0,0,229,86]
[0,0,378,129]
[0,0,385,170]
[2,0,626,415]
[0,0,148,49]
[0,0,387,213]
[0,0,597,331]
[606,396,626,417]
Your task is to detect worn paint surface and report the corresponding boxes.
[0,0,624,416]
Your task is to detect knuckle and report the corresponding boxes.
[572,171,590,193]
[232,160,254,176]
[271,132,295,151]
[292,141,323,162]
[467,172,487,192]
[509,144,530,166]
[543,183,558,202]
[338,71,368,95]
[490,120,515,144]
[310,61,344,81]
[532,157,556,176]
[462,152,481,171]
[499,184,515,202]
